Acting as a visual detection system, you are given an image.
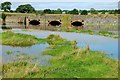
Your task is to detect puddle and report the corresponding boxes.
[1,43,52,66]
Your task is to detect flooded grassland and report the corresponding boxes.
[0,31,118,78]
[0,13,119,78]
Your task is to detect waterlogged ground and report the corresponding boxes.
[11,29,118,59]
[1,43,52,66]
[0,29,118,78]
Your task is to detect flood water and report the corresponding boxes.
[11,30,118,59]
[1,43,51,66]
[0,25,119,65]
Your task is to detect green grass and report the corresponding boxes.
[43,45,73,56]
[42,35,118,78]
[42,34,118,78]
[0,31,46,47]
[41,45,118,78]
[0,31,73,47]
[6,51,13,55]
[46,34,73,45]
[3,61,40,78]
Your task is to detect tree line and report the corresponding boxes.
[0,1,120,15]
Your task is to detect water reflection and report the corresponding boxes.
[2,43,52,66]
[0,23,58,30]
[1,24,12,30]
[12,30,118,59]
[0,21,118,31]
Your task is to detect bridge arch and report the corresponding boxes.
[48,20,61,26]
[29,20,40,25]
[71,20,84,27]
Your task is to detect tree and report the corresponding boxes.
[81,10,88,15]
[108,10,114,14]
[118,9,120,14]
[114,9,119,14]
[36,10,45,15]
[55,8,62,14]
[90,8,98,14]
[1,13,7,25]
[63,10,69,14]
[101,10,106,14]
[69,9,79,14]
[16,4,35,13]
[43,9,51,14]
[79,10,81,14]
[0,2,12,12]
[51,10,55,14]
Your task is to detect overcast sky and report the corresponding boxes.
[0,0,119,10]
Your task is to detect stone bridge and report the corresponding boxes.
[18,15,84,27]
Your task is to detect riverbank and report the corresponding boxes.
[1,32,118,78]
[41,28,119,38]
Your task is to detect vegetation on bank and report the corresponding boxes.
[0,31,46,46]
[50,28,119,38]
[2,34,118,78]
[46,34,73,45]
